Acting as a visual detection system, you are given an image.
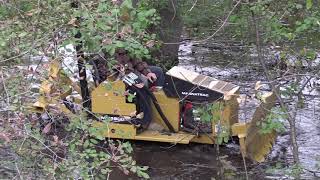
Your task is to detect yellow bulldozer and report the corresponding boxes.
[31,59,277,163]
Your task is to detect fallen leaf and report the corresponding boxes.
[0,133,10,143]
[43,123,52,134]
[112,0,119,5]
[145,40,155,48]
[25,12,33,16]
[121,25,132,34]
[67,18,77,26]
[52,135,59,146]
[102,38,112,45]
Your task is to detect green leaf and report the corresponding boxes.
[0,41,6,47]
[90,139,99,145]
[83,139,90,148]
[19,32,28,37]
[109,46,116,55]
[296,4,303,9]
[121,0,133,9]
[130,166,137,173]
[137,170,150,179]
[223,136,229,143]
[306,0,313,9]
[127,93,135,102]
[202,113,211,123]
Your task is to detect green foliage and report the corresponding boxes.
[216,125,230,145]
[65,0,160,59]
[179,0,320,46]
[306,0,313,10]
[0,0,159,179]
[281,83,298,98]
[7,113,150,179]
[257,107,286,134]
[0,0,72,62]
[179,1,230,38]
[196,103,223,123]
[195,102,229,145]
[127,92,136,103]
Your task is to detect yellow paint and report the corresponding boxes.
[30,60,278,163]
[151,91,180,132]
[190,135,215,144]
[91,81,136,116]
[244,91,277,162]
[31,59,80,113]
[92,122,136,139]
[135,130,195,144]
[222,90,240,129]
[231,122,250,136]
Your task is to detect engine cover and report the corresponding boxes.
[163,66,239,102]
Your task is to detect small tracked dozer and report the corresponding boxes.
[32,60,277,162]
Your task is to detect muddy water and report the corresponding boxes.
[120,40,320,179]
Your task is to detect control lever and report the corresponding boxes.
[122,72,142,86]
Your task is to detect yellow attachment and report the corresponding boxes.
[31,59,78,114]
[244,91,277,162]
[231,122,250,136]
[48,60,60,79]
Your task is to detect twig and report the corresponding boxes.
[23,123,66,161]
[15,163,23,180]
[170,0,176,22]
[250,8,300,164]
[176,160,216,169]
[193,0,242,43]
[303,168,320,178]
[241,153,249,180]
[188,0,198,12]
[1,69,10,104]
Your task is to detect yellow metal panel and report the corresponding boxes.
[245,91,277,162]
[222,89,240,127]
[151,91,180,132]
[91,81,136,116]
[190,135,215,144]
[93,122,136,139]
[231,122,250,136]
[210,89,240,137]
[135,130,195,144]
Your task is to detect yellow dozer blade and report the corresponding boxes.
[244,91,277,162]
